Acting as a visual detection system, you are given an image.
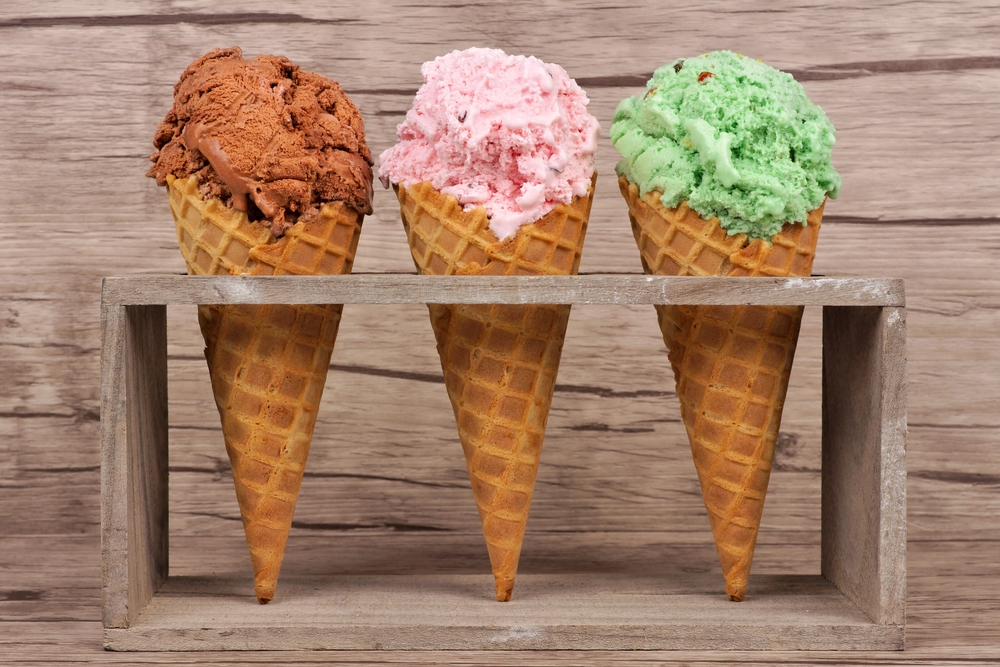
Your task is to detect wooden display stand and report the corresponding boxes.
[100,274,906,651]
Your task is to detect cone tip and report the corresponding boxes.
[255,581,276,604]
[495,578,514,602]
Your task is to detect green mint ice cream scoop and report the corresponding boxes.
[610,51,840,241]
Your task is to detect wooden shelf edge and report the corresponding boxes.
[101,274,906,307]
[104,625,905,652]
[101,573,905,652]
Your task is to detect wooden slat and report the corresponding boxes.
[103,574,900,651]
[98,303,128,626]
[2,25,1000,238]
[99,304,169,627]
[821,306,907,625]
[123,306,169,624]
[101,274,906,306]
[3,532,1000,663]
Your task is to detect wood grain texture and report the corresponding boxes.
[98,303,128,626]
[123,305,169,624]
[100,304,169,627]
[821,306,907,626]
[3,532,1000,663]
[102,574,900,651]
[96,281,904,649]
[2,0,999,663]
[102,274,906,306]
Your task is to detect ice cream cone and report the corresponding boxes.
[167,174,364,603]
[393,175,595,601]
[619,175,822,601]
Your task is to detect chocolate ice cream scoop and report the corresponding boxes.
[148,47,373,236]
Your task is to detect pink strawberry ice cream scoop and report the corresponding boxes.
[378,47,599,241]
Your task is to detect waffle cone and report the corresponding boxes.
[166,175,364,603]
[618,176,822,601]
[393,176,595,601]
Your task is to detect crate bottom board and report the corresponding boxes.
[104,573,902,651]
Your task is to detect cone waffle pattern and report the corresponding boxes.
[167,175,364,603]
[395,177,594,601]
[619,176,822,601]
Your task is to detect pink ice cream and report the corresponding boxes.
[378,48,599,241]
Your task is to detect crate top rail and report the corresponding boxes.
[101,273,905,307]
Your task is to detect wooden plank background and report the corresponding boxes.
[1,1,998,663]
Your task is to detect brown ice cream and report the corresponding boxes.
[148,47,373,236]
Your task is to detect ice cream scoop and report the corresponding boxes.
[611,50,839,240]
[149,46,373,236]
[378,47,599,240]
[612,51,838,602]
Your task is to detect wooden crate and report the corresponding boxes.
[99,274,907,651]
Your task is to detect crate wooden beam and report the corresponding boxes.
[100,274,906,651]
[822,305,907,625]
[101,273,905,306]
[100,303,169,628]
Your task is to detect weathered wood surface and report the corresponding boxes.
[3,532,1000,663]
[821,306,907,626]
[102,274,907,306]
[98,289,906,651]
[103,574,899,651]
[100,304,169,628]
[1,0,998,663]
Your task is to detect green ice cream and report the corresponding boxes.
[611,51,840,240]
